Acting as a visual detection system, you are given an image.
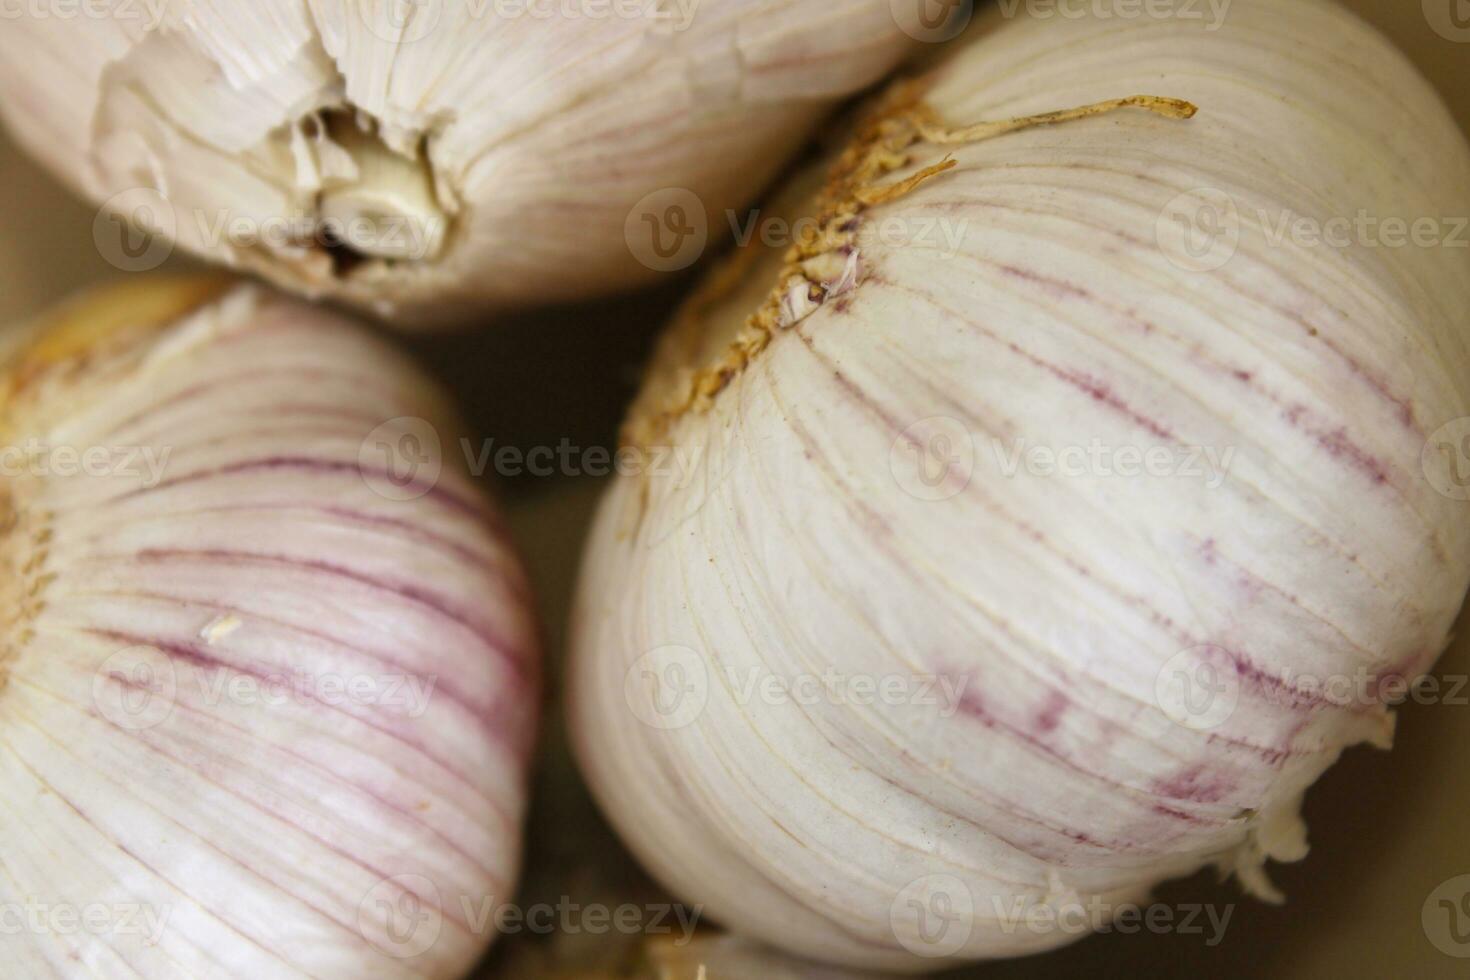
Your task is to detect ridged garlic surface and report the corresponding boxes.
[0,1,915,323]
[1,280,539,977]
[569,0,1470,971]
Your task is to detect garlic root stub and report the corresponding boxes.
[0,1,916,324]
[0,279,540,977]
[569,0,1470,972]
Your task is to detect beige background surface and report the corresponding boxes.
[2,1,1468,977]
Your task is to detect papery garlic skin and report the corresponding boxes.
[0,1,914,323]
[568,0,1470,971]
[1,279,539,977]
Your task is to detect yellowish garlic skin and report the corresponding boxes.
[569,0,1470,971]
[1,280,540,977]
[0,1,916,324]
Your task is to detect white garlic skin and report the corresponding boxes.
[568,0,1470,971]
[1,281,540,977]
[0,1,914,324]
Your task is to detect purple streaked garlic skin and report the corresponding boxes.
[0,1,917,324]
[1,279,540,977]
[569,0,1470,972]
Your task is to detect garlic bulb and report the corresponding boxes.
[568,0,1470,971]
[1,279,539,976]
[0,1,917,323]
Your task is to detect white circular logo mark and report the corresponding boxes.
[890,874,974,959]
[1155,644,1240,731]
[359,417,443,502]
[890,416,975,502]
[1424,0,1470,43]
[624,645,709,730]
[1156,188,1240,273]
[625,188,708,273]
[359,874,443,959]
[93,645,177,731]
[1422,417,1470,501]
[94,188,176,273]
[1423,874,1470,957]
[890,0,974,43]
[359,0,443,44]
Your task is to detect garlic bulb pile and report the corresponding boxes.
[569,0,1470,971]
[0,279,539,976]
[0,1,916,323]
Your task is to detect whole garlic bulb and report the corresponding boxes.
[0,1,917,323]
[1,279,540,977]
[568,0,1470,971]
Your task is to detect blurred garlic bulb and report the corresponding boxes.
[569,0,1470,971]
[0,1,917,323]
[1,278,540,976]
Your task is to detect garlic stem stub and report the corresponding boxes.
[0,1,919,324]
[316,113,449,262]
[0,279,540,977]
[569,0,1470,972]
